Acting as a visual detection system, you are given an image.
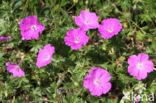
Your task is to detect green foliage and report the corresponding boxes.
[0,0,156,103]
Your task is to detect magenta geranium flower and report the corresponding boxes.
[75,10,99,31]
[19,16,45,40]
[0,36,11,41]
[36,44,55,68]
[6,62,25,77]
[64,28,89,50]
[83,67,111,96]
[98,18,122,39]
[128,53,154,80]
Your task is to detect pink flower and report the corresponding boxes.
[19,16,45,40]
[75,10,99,31]
[43,97,48,101]
[83,67,111,96]
[36,44,55,68]
[128,53,154,80]
[64,28,89,50]
[135,101,139,103]
[0,36,11,41]
[135,95,141,103]
[6,62,25,77]
[98,18,122,39]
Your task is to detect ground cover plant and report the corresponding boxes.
[0,0,156,103]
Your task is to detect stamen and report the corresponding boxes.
[108,28,113,33]
[85,20,89,25]
[74,38,80,43]
[94,79,100,85]
[137,63,143,69]
[31,25,37,31]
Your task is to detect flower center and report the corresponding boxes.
[85,20,89,25]
[45,55,50,60]
[137,63,144,69]
[15,66,20,72]
[31,25,37,31]
[108,28,113,33]
[94,79,100,85]
[74,38,80,43]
